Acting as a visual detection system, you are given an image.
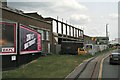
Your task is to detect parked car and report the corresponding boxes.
[109,50,120,64]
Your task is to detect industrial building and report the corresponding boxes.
[0,2,85,69]
[45,17,84,54]
[0,2,53,69]
[0,1,109,70]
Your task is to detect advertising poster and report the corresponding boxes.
[0,22,16,55]
[20,25,41,54]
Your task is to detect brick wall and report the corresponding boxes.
[1,7,53,54]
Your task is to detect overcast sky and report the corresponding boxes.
[7,0,119,41]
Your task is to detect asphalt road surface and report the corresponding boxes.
[102,57,120,78]
[66,51,119,79]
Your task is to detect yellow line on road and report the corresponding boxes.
[98,54,109,80]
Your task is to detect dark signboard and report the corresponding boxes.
[0,22,17,55]
[20,25,41,54]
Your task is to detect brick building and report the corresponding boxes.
[0,4,53,69]
[0,1,85,69]
[1,6,52,54]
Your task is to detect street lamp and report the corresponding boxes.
[106,24,109,47]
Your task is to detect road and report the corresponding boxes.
[66,50,120,80]
[78,53,110,79]
[102,57,120,78]
[66,51,110,79]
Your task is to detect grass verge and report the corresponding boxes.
[2,49,111,78]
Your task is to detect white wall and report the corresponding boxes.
[99,45,107,51]
[84,44,107,55]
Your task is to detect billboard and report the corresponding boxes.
[0,22,17,55]
[20,25,41,54]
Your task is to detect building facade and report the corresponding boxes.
[0,5,53,69]
[1,6,52,54]
[45,17,84,54]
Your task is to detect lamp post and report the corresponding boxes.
[106,24,108,38]
[106,24,109,47]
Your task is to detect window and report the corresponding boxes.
[67,26,69,36]
[80,31,83,37]
[76,30,78,37]
[53,20,57,33]
[38,29,44,40]
[58,22,61,34]
[71,27,73,36]
[73,28,76,37]
[63,24,66,35]
[46,31,49,40]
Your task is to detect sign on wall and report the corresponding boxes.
[0,23,41,55]
[20,25,41,54]
[0,22,17,55]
